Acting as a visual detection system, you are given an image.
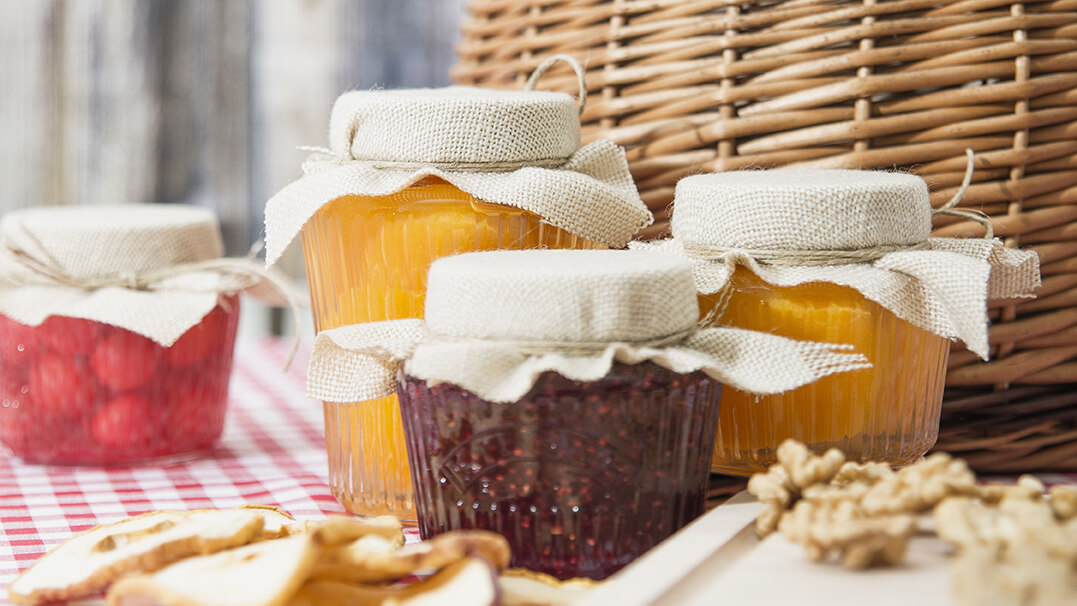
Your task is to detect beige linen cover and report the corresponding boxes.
[633,170,1041,359]
[307,250,871,403]
[0,205,294,347]
[263,87,652,266]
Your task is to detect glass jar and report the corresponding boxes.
[301,180,601,519]
[397,361,721,580]
[705,268,949,475]
[306,249,869,578]
[0,295,240,465]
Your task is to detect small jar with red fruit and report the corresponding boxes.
[0,204,271,465]
[306,249,869,580]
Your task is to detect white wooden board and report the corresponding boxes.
[580,492,959,606]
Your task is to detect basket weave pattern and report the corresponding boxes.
[453,0,1077,471]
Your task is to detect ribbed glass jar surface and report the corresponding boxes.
[300,180,602,520]
[0,296,240,465]
[398,362,722,580]
[705,268,948,475]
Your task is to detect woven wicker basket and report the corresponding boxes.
[453,0,1077,472]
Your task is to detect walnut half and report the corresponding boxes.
[778,499,915,570]
[746,440,845,537]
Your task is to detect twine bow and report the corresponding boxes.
[1,229,304,370]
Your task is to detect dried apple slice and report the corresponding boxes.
[8,508,266,605]
[238,505,297,539]
[306,515,405,547]
[289,555,500,606]
[311,530,510,584]
[499,569,597,606]
[106,532,318,606]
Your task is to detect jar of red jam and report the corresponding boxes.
[307,249,869,579]
[0,205,278,465]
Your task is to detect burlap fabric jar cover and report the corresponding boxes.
[0,204,295,465]
[308,248,871,579]
[634,168,1042,474]
[264,57,653,521]
[263,68,652,265]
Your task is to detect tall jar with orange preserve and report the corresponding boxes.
[636,169,1041,474]
[264,64,653,520]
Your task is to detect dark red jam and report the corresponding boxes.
[0,296,240,465]
[397,361,722,580]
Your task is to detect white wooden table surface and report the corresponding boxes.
[582,492,956,606]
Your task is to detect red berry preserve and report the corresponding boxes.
[398,361,721,580]
[0,296,239,465]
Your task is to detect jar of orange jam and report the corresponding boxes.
[703,269,949,473]
[302,183,601,518]
[265,86,653,518]
[655,170,1040,474]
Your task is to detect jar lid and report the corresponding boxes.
[671,169,931,252]
[329,87,580,166]
[1,204,223,279]
[425,249,698,343]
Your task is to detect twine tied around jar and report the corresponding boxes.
[682,150,994,268]
[421,324,698,357]
[1,227,304,369]
[299,149,571,173]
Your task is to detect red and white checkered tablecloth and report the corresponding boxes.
[2,338,1075,605]
[0,338,418,605]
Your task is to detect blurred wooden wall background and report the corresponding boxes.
[2,0,466,263]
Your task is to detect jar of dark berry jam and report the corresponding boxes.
[398,361,718,580]
[307,249,869,579]
[0,205,286,465]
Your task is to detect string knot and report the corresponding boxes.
[118,272,142,290]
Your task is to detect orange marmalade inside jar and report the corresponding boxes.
[300,179,601,519]
[705,267,950,475]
